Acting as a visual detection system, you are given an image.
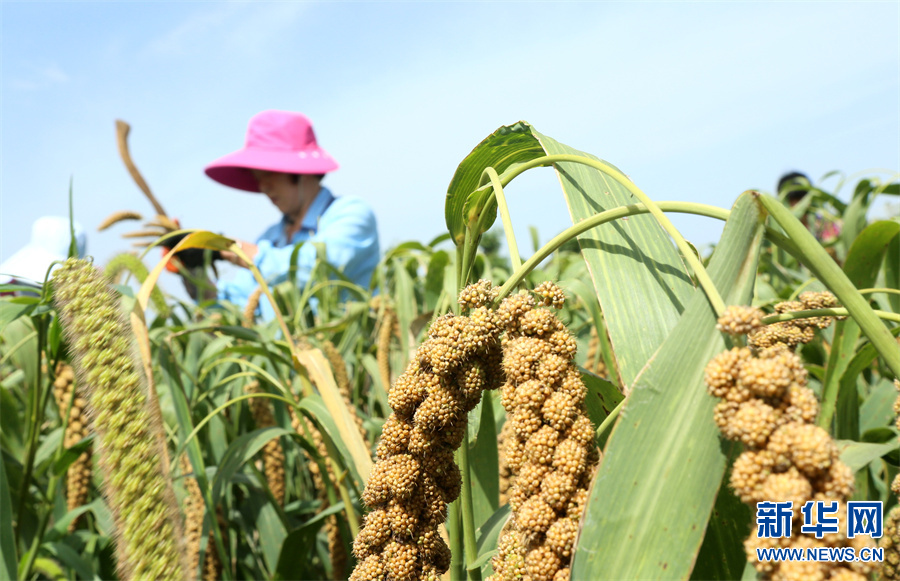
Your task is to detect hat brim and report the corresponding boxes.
[0,245,66,286]
[205,146,339,192]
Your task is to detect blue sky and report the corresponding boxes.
[2,2,898,296]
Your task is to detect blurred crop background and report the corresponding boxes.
[2,1,898,291]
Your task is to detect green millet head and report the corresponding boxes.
[52,258,187,581]
[716,305,766,336]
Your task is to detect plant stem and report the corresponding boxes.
[596,397,626,441]
[458,427,482,581]
[482,167,522,273]
[763,308,900,325]
[15,315,47,547]
[494,201,729,303]
[449,500,463,581]
[481,155,726,314]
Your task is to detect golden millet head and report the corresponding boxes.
[725,399,780,448]
[780,383,820,425]
[705,347,752,398]
[497,292,536,331]
[376,415,413,460]
[553,438,589,476]
[458,279,498,310]
[717,305,766,335]
[526,425,560,466]
[545,516,578,558]
[534,281,566,309]
[759,466,812,506]
[525,545,563,581]
[812,460,854,500]
[768,423,837,477]
[738,356,794,399]
[517,496,556,535]
[542,391,579,432]
[730,449,775,504]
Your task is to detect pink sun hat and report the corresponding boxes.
[204,110,339,192]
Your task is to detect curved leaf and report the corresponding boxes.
[572,191,766,580]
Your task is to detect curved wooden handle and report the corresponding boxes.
[115,119,168,217]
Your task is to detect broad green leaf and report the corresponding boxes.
[468,391,499,532]
[886,234,899,314]
[838,439,900,473]
[294,349,372,484]
[572,191,766,580]
[295,395,365,490]
[445,122,547,245]
[531,128,695,390]
[690,442,750,581]
[843,221,900,289]
[0,300,35,334]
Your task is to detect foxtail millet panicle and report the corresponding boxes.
[490,284,599,581]
[707,305,863,580]
[350,280,505,581]
[52,362,92,532]
[53,258,187,580]
[244,381,286,506]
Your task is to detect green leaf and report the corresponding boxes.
[838,439,900,473]
[860,379,898,433]
[211,427,292,504]
[475,504,510,578]
[690,442,751,581]
[572,191,766,580]
[0,452,17,581]
[468,391,499,533]
[445,122,547,245]
[295,396,364,490]
[531,127,696,390]
[43,542,99,580]
[0,300,35,334]
[843,220,900,290]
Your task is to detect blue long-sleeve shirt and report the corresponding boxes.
[217,186,379,320]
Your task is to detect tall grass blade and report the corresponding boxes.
[572,192,765,580]
[531,129,695,390]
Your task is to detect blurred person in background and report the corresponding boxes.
[0,216,87,297]
[778,171,842,244]
[180,110,380,320]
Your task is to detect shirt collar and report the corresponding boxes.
[277,186,335,244]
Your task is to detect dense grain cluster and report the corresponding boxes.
[180,456,221,581]
[244,381,286,506]
[490,284,599,581]
[748,292,840,350]
[53,258,187,581]
[350,280,505,581]
[52,362,92,532]
[708,305,871,581]
[878,379,900,580]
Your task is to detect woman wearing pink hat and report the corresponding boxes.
[199,110,380,319]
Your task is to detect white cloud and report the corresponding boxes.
[8,63,69,90]
[143,3,310,58]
